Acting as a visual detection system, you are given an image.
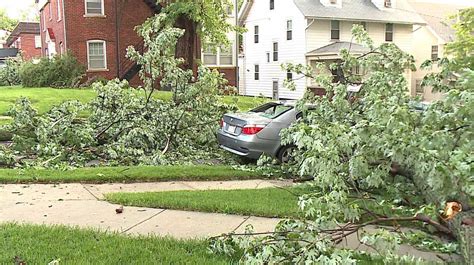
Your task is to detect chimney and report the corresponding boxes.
[372,0,396,10]
[320,0,342,8]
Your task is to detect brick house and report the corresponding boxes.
[37,0,161,85]
[5,22,42,60]
[36,0,238,86]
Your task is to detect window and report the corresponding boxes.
[49,3,52,20]
[42,12,46,32]
[225,4,233,15]
[87,40,107,70]
[219,45,233,65]
[202,46,217,65]
[202,46,233,66]
[331,20,340,40]
[57,0,62,21]
[415,79,424,94]
[254,64,259,80]
[85,0,104,15]
[384,0,392,8]
[254,25,259,43]
[272,80,279,100]
[266,52,270,63]
[34,35,41,48]
[287,20,293,40]
[431,45,439,61]
[286,71,293,81]
[385,23,393,42]
[270,0,274,10]
[273,42,278,61]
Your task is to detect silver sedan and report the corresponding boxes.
[217,101,302,162]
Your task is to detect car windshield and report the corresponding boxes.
[250,103,292,119]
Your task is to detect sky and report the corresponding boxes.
[0,0,38,20]
[0,0,472,19]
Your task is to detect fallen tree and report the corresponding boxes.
[211,10,473,264]
[0,1,240,168]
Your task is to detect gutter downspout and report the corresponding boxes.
[115,0,120,78]
[62,0,67,54]
[235,0,239,90]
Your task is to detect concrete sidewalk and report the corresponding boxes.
[0,180,286,239]
[0,180,461,263]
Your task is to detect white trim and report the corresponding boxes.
[86,40,107,71]
[202,46,235,67]
[42,12,47,32]
[84,0,105,16]
[49,3,53,21]
[57,0,62,21]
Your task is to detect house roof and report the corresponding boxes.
[293,0,425,24]
[0,48,19,59]
[6,22,40,46]
[306,41,371,57]
[408,2,463,43]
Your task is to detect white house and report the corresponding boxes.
[239,0,425,99]
[409,1,471,102]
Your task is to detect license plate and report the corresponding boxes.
[227,125,236,134]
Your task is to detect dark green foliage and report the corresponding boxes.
[0,56,22,86]
[19,52,85,88]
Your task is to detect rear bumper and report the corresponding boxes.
[217,130,279,159]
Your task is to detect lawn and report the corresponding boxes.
[0,223,232,264]
[0,86,267,141]
[0,165,264,184]
[105,186,308,218]
[0,86,268,116]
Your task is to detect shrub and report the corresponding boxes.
[0,56,23,86]
[19,52,85,88]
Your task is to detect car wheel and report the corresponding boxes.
[277,145,296,164]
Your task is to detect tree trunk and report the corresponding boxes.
[447,211,474,264]
[174,15,200,74]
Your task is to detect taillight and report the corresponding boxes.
[219,118,224,128]
[242,125,266,135]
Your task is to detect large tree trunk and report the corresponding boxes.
[409,168,473,263]
[447,211,474,264]
[174,15,200,74]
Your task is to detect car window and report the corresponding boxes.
[251,103,292,119]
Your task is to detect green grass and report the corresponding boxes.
[0,86,97,115]
[0,223,232,264]
[0,165,264,184]
[106,187,307,218]
[0,86,268,142]
[0,86,267,116]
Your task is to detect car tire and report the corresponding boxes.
[277,145,296,164]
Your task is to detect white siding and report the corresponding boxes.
[241,2,416,100]
[306,20,413,54]
[241,0,307,99]
[411,25,445,101]
[306,20,414,94]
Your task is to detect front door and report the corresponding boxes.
[272,80,279,100]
